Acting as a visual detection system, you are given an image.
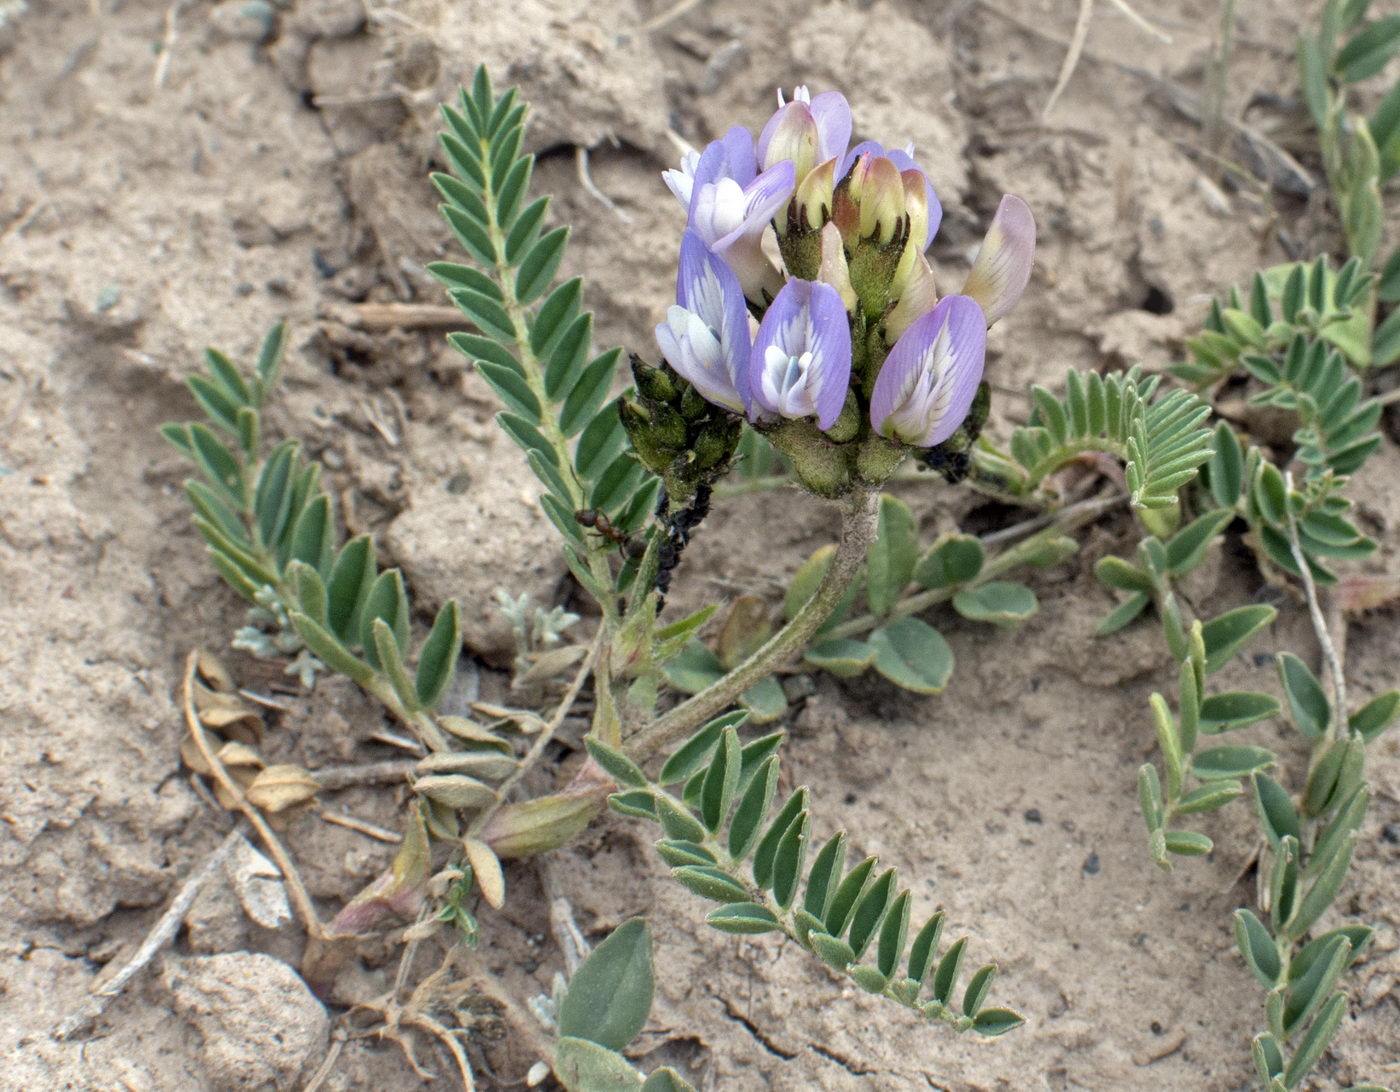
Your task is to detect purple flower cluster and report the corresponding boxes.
[655,87,1035,456]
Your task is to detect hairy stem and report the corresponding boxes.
[1285,474,1347,733]
[625,484,880,760]
[824,492,1121,642]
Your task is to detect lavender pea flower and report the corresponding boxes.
[663,126,757,209]
[757,86,852,183]
[870,295,987,447]
[961,194,1036,325]
[654,230,753,414]
[749,279,852,431]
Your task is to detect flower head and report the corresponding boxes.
[757,86,852,183]
[870,295,986,447]
[654,230,753,414]
[749,279,852,431]
[961,195,1035,325]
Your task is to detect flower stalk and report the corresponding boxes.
[625,483,880,759]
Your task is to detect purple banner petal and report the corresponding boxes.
[871,295,986,446]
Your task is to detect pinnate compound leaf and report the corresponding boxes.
[866,494,918,616]
[558,918,654,1051]
[914,533,984,588]
[952,581,1038,628]
[868,618,953,694]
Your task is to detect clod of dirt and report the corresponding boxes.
[164,952,329,1091]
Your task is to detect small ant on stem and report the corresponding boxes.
[574,509,647,558]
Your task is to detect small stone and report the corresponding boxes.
[165,952,328,1091]
[1382,823,1400,845]
[1023,808,1042,824]
[290,0,365,39]
[208,0,277,42]
[1083,852,1101,875]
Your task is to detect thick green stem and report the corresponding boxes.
[625,484,880,760]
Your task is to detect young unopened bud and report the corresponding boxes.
[631,354,678,404]
[692,416,742,471]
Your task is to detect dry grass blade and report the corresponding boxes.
[1042,0,1095,121]
[181,651,327,940]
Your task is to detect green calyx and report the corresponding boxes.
[620,355,743,505]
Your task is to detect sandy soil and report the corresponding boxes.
[1,0,1397,1089]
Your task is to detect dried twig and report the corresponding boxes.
[300,1028,348,1092]
[1041,0,1094,120]
[1284,479,1347,731]
[321,809,403,844]
[315,759,418,790]
[576,146,632,223]
[53,822,246,1040]
[152,0,189,89]
[641,0,705,33]
[182,651,326,939]
[464,633,602,841]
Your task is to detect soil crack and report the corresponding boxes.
[715,999,796,1060]
[809,1041,875,1076]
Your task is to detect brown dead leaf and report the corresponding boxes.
[462,837,505,909]
[245,765,320,813]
